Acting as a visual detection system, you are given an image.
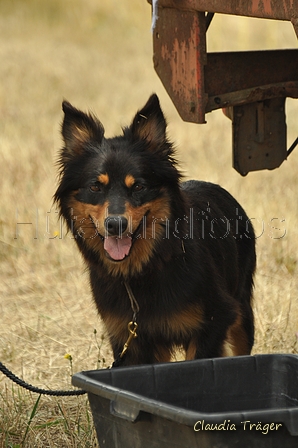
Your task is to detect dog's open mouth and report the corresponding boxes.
[89,213,146,262]
[103,235,132,261]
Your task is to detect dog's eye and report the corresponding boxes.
[89,183,101,192]
[132,183,144,192]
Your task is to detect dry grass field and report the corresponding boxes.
[0,1,298,446]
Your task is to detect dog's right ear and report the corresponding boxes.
[61,101,105,159]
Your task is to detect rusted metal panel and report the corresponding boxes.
[205,50,298,111]
[153,7,207,123]
[232,98,287,175]
[153,0,298,21]
[205,50,298,97]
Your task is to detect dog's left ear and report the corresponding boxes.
[129,94,168,153]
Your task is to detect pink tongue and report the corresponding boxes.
[104,236,132,261]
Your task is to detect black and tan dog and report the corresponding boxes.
[54,94,256,366]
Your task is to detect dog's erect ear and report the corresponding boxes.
[129,94,167,152]
[61,101,105,158]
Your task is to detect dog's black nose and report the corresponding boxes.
[104,215,128,236]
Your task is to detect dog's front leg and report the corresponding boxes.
[111,335,172,366]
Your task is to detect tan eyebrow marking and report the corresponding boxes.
[124,174,136,188]
[98,173,109,185]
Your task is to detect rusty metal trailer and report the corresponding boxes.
[148,0,298,175]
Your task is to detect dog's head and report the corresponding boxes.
[54,95,182,276]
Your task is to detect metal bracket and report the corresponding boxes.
[228,98,287,176]
[149,0,298,173]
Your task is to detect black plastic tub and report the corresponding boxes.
[72,354,298,448]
